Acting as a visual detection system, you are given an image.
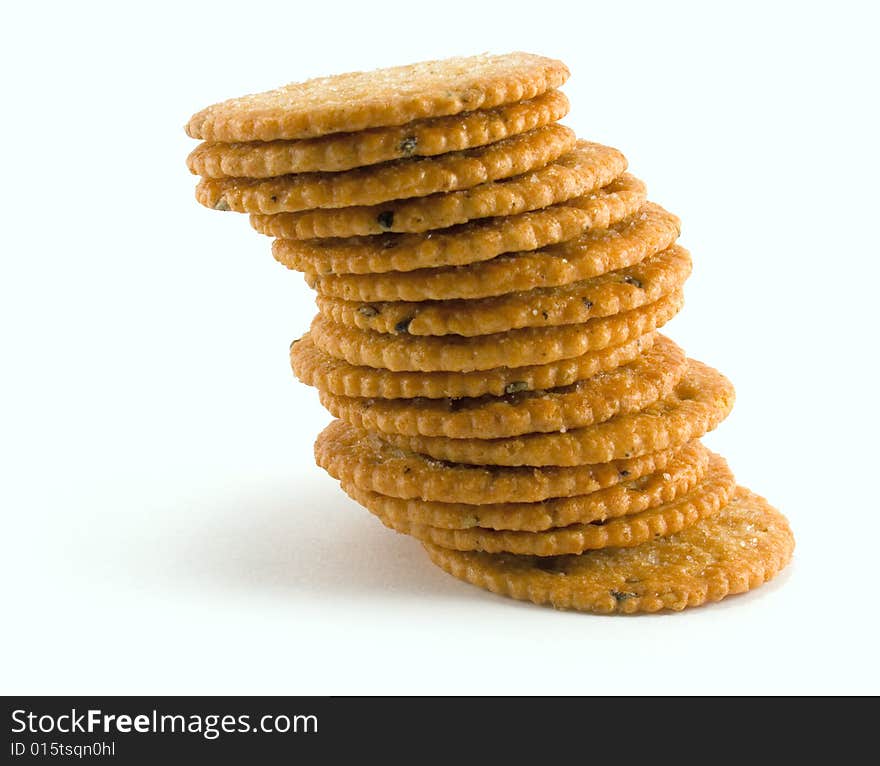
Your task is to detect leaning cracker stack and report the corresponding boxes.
[186,53,794,614]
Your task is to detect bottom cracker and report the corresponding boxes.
[423,487,794,614]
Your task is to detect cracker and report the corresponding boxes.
[270,174,646,274]
[316,335,685,438]
[306,202,679,302]
[315,419,702,504]
[292,332,654,399]
[248,141,626,238]
[187,90,570,178]
[314,245,690,337]
[360,453,734,555]
[196,125,575,214]
[309,291,682,372]
[339,442,710,531]
[382,359,734,465]
[186,53,570,142]
[423,487,794,613]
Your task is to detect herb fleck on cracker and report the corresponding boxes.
[399,136,419,156]
[504,381,529,395]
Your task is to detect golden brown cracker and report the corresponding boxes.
[382,360,735,465]
[361,453,734,555]
[309,291,682,372]
[423,487,794,613]
[248,141,626,238]
[270,174,646,274]
[314,245,691,337]
[315,419,702,504]
[186,53,570,142]
[292,332,654,399]
[316,335,686,438]
[340,443,710,531]
[305,203,680,302]
[196,125,575,214]
[187,90,569,177]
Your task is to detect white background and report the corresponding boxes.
[2,0,879,695]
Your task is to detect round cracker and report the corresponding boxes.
[291,332,655,399]
[317,335,686,439]
[186,53,569,142]
[423,487,794,613]
[309,291,682,373]
[315,245,690,337]
[248,141,626,238]
[197,124,575,213]
[339,442,710,531]
[188,90,569,177]
[270,174,646,273]
[314,420,704,505]
[365,453,734,555]
[382,360,735,465]
[306,202,680,302]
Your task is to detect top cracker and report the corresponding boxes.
[185,53,569,142]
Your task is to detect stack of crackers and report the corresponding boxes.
[186,53,794,613]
